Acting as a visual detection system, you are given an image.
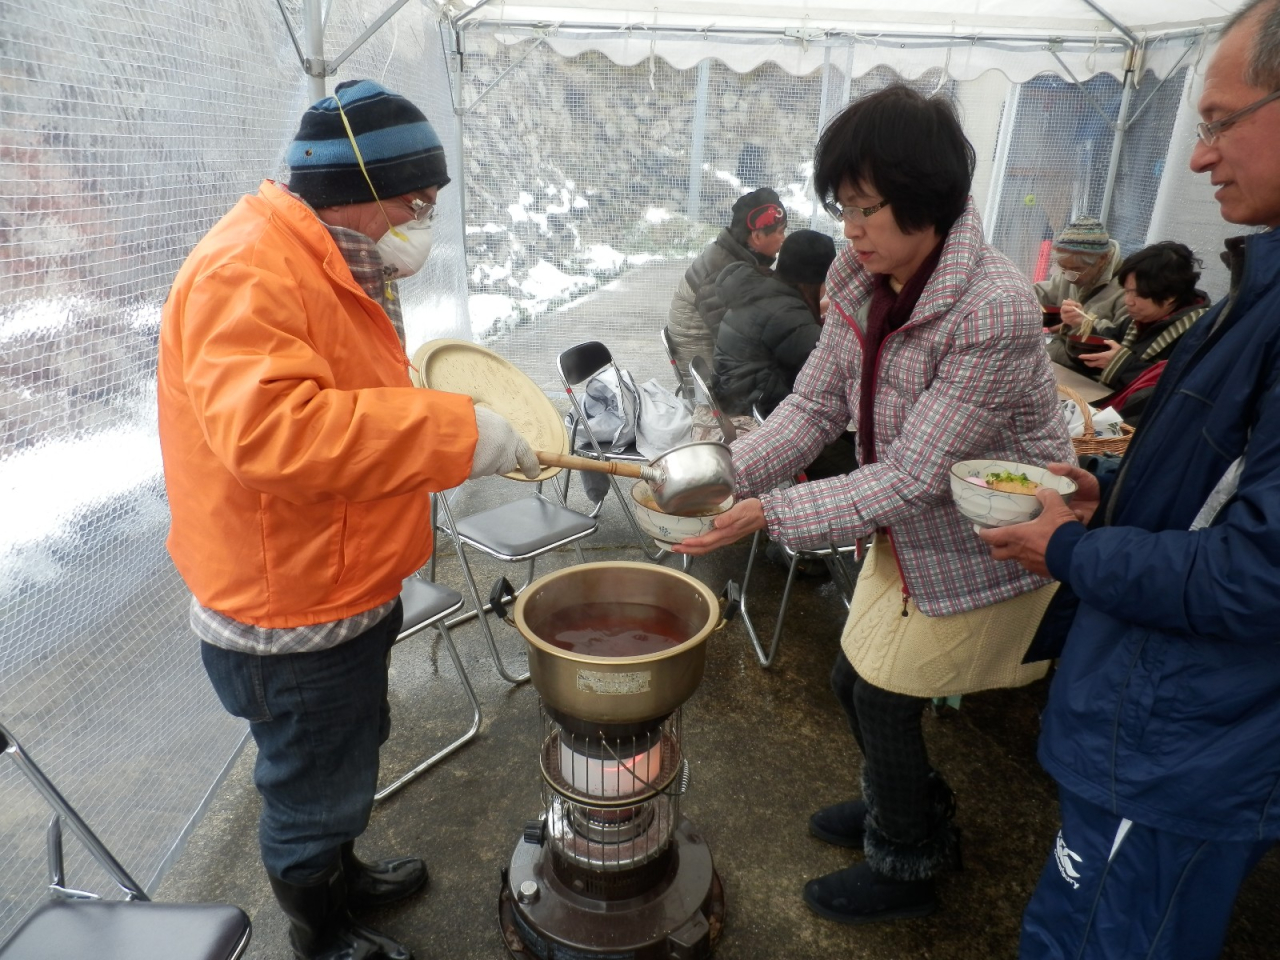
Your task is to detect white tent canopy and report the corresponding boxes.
[434,0,1236,80]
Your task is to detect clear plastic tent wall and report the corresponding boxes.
[0,0,1234,938]
[0,0,467,937]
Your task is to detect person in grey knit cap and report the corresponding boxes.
[666,187,789,381]
[1036,215,1129,364]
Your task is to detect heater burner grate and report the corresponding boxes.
[540,728,683,808]
[545,793,677,874]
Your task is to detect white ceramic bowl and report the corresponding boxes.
[629,480,732,547]
[949,459,1077,529]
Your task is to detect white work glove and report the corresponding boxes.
[469,406,541,480]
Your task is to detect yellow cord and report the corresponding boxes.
[333,89,407,242]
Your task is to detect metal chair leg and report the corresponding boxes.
[375,619,482,802]
[738,532,805,668]
[824,549,857,609]
[455,552,530,685]
[604,473,666,561]
[1,726,147,900]
[433,493,531,683]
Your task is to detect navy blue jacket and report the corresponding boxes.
[1040,228,1280,842]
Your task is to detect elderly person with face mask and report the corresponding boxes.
[157,80,537,960]
[1036,215,1128,364]
[676,84,1072,926]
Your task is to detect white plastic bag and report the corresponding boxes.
[1060,397,1126,439]
[582,367,640,451]
[634,379,693,459]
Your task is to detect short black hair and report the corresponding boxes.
[1116,242,1203,309]
[814,84,976,236]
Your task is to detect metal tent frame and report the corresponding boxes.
[271,0,1225,263]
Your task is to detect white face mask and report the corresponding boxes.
[376,218,435,278]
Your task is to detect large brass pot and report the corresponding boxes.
[513,561,722,724]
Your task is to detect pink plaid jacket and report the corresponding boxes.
[733,200,1074,617]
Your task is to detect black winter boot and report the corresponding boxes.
[803,861,936,925]
[341,842,429,909]
[808,799,868,849]
[269,865,414,960]
[804,773,960,926]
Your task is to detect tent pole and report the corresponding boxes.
[687,60,710,222]
[446,22,471,337]
[810,46,833,230]
[1100,47,1136,228]
[302,0,327,102]
[983,82,1021,242]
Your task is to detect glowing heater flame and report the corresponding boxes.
[560,739,663,798]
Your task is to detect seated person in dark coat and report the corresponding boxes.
[712,229,837,417]
[713,229,855,484]
[1071,241,1211,426]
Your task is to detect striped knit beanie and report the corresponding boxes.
[287,79,450,208]
[1053,215,1110,255]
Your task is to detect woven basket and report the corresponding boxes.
[1058,384,1134,456]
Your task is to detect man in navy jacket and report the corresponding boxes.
[983,2,1280,957]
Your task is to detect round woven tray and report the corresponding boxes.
[1058,384,1133,456]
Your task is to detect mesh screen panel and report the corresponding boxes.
[1109,68,1191,256]
[461,41,1184,379]
[0,0,462,939]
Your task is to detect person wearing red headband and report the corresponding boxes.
[666,186,788,382]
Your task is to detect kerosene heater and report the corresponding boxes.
[495,562,731,960]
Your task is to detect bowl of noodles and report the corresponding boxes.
[949,459,1077,529]
[629,480,732,548]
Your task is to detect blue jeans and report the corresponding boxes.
[201,601,403,882]
[1020,786,1273,960]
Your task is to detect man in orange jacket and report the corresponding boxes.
[157,80,537,960]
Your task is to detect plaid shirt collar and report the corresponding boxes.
[322,223,405,346]
[274,187,405,345]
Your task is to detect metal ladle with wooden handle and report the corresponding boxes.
[535,441,735,516]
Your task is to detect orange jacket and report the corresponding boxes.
[158,180,478,627]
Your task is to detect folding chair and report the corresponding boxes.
[374,575,481,802]
[0,722,251,960]
[732,400,860,668]
[737,533,860,667]
[556,340,665,561]
[688,354,737,442]
[660,326,692,400]
[434,473,597,684]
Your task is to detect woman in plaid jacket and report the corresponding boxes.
[676,85,1073,925]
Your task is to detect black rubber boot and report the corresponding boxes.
[341,841,429,909]
[269,865,414,960]
[808,799,868,849]
[802,861,937,925]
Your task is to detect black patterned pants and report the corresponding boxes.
[830,650,937,845]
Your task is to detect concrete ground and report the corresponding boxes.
[158,474,1280,960]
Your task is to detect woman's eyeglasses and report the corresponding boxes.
[822,198,889,223]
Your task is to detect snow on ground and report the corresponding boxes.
[1,422,160,550]
[467,293,519,339]
[708,164,742,191]
[520,261,593,306]
[581,244,626,271]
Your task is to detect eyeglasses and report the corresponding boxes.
[823,198,889,224]
[406,197,436,223]
[1195,88,1280,146]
